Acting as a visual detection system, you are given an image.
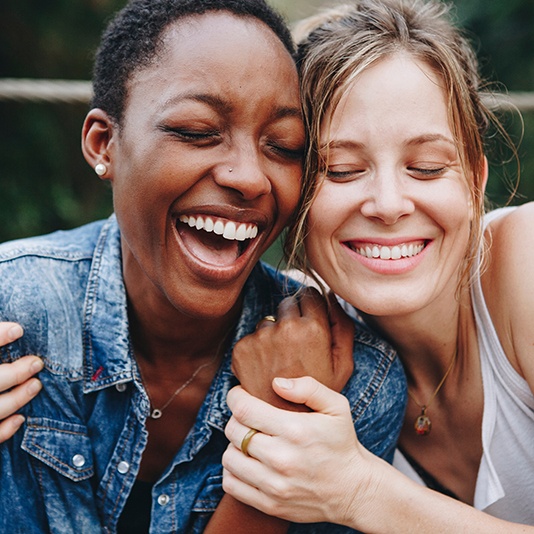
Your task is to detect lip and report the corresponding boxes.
[171,205,272,283]
[342,238,430,274]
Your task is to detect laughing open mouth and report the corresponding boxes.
[177,214,259,266]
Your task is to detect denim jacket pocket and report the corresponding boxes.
[21,417,94,482]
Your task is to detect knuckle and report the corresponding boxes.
[229,399,253,422]
[266,476,292,501]
[270,449,296,477]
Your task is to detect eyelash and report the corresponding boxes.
[408,167,446,178]
[161,126,221,142]
[325,169,364,182]
[269,144,303,161]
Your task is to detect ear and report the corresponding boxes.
[81,108,117,182]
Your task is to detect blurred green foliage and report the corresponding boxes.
[0,0,533,259]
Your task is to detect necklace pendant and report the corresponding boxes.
[150,408,163,419]
[414,408,431,436]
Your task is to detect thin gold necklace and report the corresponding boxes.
[138,336,227,420]
[407,348,458,436]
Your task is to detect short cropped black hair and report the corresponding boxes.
[92,0,294,125]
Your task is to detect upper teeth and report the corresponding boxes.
[355,243,425,260]
[179,215,258,242]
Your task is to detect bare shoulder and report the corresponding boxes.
[482,203,534,391]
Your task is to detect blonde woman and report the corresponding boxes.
[223,0,534,531]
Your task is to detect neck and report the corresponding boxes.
[128,301,238,368]
[361,288,473,387]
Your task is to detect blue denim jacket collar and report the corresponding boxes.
[83,215,133,395]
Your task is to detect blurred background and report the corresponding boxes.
[1,0,533,266]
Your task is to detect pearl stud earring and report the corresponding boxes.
[228,168,233,173]
[95,163,107,176]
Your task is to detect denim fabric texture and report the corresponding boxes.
[0,215,407,533]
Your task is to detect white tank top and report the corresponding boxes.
[394,207,534,524]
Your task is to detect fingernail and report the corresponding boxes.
[27,379,42,396]
[30,359,44,373]
[7,324,23,341]
[274,377,294,389]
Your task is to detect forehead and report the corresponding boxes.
[125,12,299,110]
[326,53,450,138]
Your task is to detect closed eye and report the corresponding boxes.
[408,166,447,179]
[268,144,304,161]
[325,168,366,182]
[159,126,221,144]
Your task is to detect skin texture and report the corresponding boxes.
[221,52,534,532]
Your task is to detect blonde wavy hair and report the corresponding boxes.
[285,0,516,293]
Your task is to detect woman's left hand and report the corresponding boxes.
[222,377,379,526]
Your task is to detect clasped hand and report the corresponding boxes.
[231,287,355,410]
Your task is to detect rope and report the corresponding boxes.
[481,91,534,112]
[0,78,534,111]
[0,79,92,104]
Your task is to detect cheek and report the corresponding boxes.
[305,187,340,264]
[274,166,302,222]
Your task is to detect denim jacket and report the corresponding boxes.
[0,215,406,534]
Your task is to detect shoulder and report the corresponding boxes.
[482,203,534,390]
[0,218,114,359]
[0,218,108,263]
[0,218,110,306]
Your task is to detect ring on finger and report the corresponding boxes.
[255,315,277,331]
[241,428,260,457]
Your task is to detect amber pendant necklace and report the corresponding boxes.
[408,348,457,436]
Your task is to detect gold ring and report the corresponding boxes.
[255,315,277,330]
[241,428,259,456]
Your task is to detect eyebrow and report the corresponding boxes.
[404,133,456,147]
[164,92,302,120]
[321,133,455,151]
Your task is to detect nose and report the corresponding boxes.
[214,144,271,200]
[359,169,414,225]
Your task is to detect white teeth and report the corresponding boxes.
[223,222,237,240]
[213,220,224,235]
[204,218,214,232]
[380,247,391,260]
[236,223,247,241]
[179,215,258,242]
[356,242,425,260]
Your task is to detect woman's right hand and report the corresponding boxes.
[0,322,43,443]
[232,287,354,410]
